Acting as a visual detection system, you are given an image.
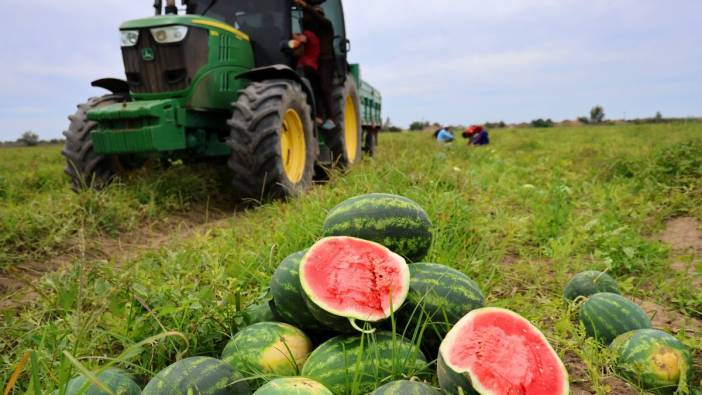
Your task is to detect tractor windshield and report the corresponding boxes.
[187,0,292,66]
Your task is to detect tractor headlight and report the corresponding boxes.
[120,30,140,47]
[150,26,189,44]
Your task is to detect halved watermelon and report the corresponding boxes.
[438,307,569,395]
[299,236,410,333]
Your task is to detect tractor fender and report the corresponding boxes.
[237,65,317,119]
[91,78,130,96]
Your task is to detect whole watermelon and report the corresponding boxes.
[269,250,324,332]
[564,271,619,302]
[322,193,433,262]
[370,380,440,394]
[301,332,428,395]
[56,369,141,395]
[610,329,693,394]
[222,322,312,378]
[578,292,651,345]
[253,377,333,395]
[142,357,250,394]
[398,263,484,354]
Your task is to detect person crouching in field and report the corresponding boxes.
[463,125,490,146]
[434,126,455,143]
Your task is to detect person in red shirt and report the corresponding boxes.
[292,18,324,125]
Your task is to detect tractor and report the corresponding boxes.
[62,0,382,200]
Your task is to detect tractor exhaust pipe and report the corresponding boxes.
[154,0,162,15]
[165,0,178,15]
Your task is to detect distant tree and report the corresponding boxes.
[530,118,555,128]
[655,111,663,123]
[590,106,605,124]
[383,117,392,129]
[18,131,40,146]
[409,121,430,131]
[577,116,590,125]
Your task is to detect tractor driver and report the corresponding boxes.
[291,17,324,126]
[294,0,337,131]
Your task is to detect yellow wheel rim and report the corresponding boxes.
[280,109,306,183]
[344,96,359,163]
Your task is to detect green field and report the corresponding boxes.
[1,123,701,393]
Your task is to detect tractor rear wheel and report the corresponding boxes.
[328,75,362,167]
[62,94,125,191]
[227,80,315,202]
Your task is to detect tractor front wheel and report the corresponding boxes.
[227,80,315,202]
[328,75,362,168]
[62,94,125,191]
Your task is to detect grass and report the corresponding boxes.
[1,123,701,393]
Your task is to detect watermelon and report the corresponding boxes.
[142,356,250,394]
[300,237,410,333]
[438,307,569,395]
[322,193,433,262]
[578,292,651,345]
[253,378,333,395]
[270,250,324,332]
[398,263,484,353]
[242,300,278,326]
[563,271,619,301]
[301,332,428,395]
[370,380,440,394]
[57,369,141,395]
[222,322,312,378]
[610,329,693,394]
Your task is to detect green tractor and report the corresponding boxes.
[62,0,382,200]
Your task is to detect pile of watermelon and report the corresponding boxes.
[565,271,694,393]
[57,193,577,395]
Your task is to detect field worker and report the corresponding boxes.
[295,0,337,130]
[292,17,323,125]
[470,127,490,146]
[463,125,481,139]
[436,127,455,143]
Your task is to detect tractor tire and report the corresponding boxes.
[328,75,362,167]
[363,128,378,158]
[227,80,315,202]
[62,94,125,191]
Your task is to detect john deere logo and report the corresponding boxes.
[142,48,155,61]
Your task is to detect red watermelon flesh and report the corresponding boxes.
[440,307,569,395]
[300,237,410,322]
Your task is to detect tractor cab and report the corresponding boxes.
[182,0,349,73]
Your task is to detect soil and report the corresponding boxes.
[0,206,235,312]
[563,351,638,395]
[658,217,702,253]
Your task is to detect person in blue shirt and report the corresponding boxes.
[435,127,455,143]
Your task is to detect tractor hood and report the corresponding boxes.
[120,15,249,41]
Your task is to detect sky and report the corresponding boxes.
[1,0,701,140]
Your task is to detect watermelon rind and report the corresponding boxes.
[322,193,433,262]
[438,307,569,395]
[142,356,251,395]
[563,271,619,302]
[399,263,484,353]
[610,329,693,394]
[578,292,651,345]
[253,377,333,395]
[301,332,429,395]
[221,322,312,378]
[58,369,141,395]
[299,237,411,332]
[270,250,325,332]
[370,379,441,394]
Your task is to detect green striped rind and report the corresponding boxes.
[61,369,141,395]
[436,355,477,395]
[243,300,278,326]
[222,322,312,378]
[610,329,693,394]
[578,292,651,345]
[322,193,433,262]
[142,356,251,395]
[301,332,429,395]
[399,263,484,353]
[370,380,441,394]
[253,378,333,395]
[564,271,619,301]
[270,250,324,332]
